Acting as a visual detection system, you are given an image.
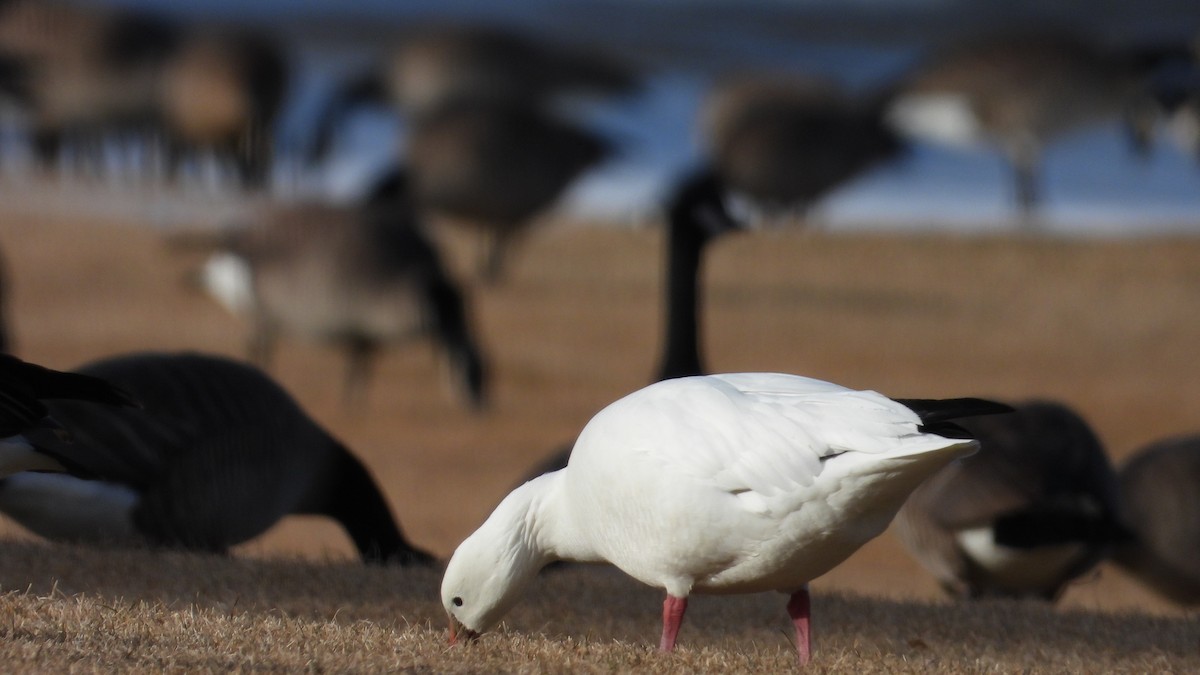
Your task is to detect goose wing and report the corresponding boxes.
[576,374,934,505]
[0,354,137,437]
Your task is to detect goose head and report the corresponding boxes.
[442,475,556,643]
[666,167,742,243]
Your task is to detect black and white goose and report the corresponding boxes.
[1112,435,1200,605]
[198,167,487,408]
[0,351,434,565]
[0,353,136,477]
[892,400,1127,600]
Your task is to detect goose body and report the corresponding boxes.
[703,75,901,215]
[0,352,432,565]
[893,400,1124,600]
[887,33,1181,221]
[1113,435,1200,604]
[444,373,1009,663]
[199,169,486,408]
[387,24,635,115]
[408,99,610,282]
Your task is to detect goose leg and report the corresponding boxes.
[659,595,688,652]
[1010,140,1041,231]
[787,585,812,666]
[343,337,377,407]
[247,313,278,370]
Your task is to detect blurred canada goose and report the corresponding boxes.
[893,400,1127,600]
[521,168,744,480]
[159,28,287,189]
[1130,59,1200,161]
[0,352,434,565]
[308,23,635,160]
[702,74,902,217]
[407,99,610,282]
[0,353,136,476]
[1112,435,1200,605]
[887,33,1189,224]
[0,1,284,187]
[0,0,174,173]
[198,167,486,409]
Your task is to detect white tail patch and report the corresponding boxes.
[887,94,984,148]
[201,252,256,315]
[0,438,66,476]
[956,526,1085,591]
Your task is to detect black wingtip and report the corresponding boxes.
[893,397,1013,439]
[1,355,141,410]
[894,397,1015,425]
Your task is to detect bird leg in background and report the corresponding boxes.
[659,595,688,652]
[787,585,812,666]
[342,337,378,408]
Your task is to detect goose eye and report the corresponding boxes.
[452,597,463,607]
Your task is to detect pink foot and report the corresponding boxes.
[659,595,688,652]
[787,587,811,666]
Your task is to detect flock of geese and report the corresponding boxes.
[1,0,1200,665]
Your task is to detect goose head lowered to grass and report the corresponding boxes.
[443,373,1011,665]
[0,351,433,566]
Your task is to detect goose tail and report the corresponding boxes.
[894,397,1014,439]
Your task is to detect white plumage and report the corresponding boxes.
[442,373,1006,665]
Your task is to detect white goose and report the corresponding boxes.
[442,373,1010,664]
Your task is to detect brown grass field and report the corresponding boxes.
[1,188,1198,671]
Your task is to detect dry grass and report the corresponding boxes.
[0,540,1195,673]
[1,194,1199,671]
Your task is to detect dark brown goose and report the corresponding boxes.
[407,99,610,282]
[198,168,486,408]
[0,351,433,565]
[702,74,902,216]
[0,352,136,477]
[1112,435,1200,605]
[887,32,1187,224]
[893,400,1127,600]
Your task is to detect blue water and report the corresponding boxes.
[75,0,1200,234]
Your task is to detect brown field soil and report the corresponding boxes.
[1,193,1198,671]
